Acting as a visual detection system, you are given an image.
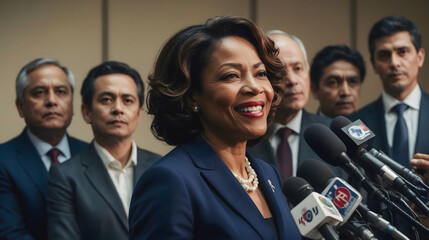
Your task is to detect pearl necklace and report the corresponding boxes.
[232,157,259,192]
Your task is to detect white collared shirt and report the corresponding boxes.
[26,128,71,171]
[268,109,302,176]
[93,140,137,216]
[382,84,421,160]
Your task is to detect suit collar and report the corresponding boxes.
[93,140,138,171]
[80,143,150,230]
[251,158,290,240]
[26,128,71,160]
[270,109,302,135]
[15,129,50,197]
[370,97,390,155]
[81,144,129,231]
[67,134,84,155]
[181,136,277,239]
[416,91,429,153]
[382,84,421,112]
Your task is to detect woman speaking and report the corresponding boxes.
[129,16,301,240]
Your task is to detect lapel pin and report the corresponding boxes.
[268,180,275,192]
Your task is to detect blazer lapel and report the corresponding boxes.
[15,130,49,198]
[415,91,429,154]
[182,137,275,239]
[298,110,313,164]
[133,148,150,186]
[373,98,390,155]
[249,156,288,240]
[82,144,128,231]
[133,163,145,187]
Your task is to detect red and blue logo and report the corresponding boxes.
[348,123,370,140]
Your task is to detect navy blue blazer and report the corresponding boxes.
[0,129,87,240]
[129,136,301,240]
[349,90,429,157]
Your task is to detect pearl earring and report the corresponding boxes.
[193,105,199,112]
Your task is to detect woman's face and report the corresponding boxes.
[193,36,274,144]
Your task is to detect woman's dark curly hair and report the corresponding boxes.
[147,16,285,145]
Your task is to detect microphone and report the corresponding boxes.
[283,177,342,240]
[298,160,410,240]
[369,148,428,191]
[331,116,427,191]
[303,123,379,194]
[303,123,429,236]
[330,116,429,216]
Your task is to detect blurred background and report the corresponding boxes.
[1,0,428,155]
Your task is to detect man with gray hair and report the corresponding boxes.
[250,31,343,180]
[0,58,87,240]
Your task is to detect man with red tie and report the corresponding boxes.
[249,31,343,180]
[0,58,87,240]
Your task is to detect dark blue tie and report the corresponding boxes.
[391,103,410,168]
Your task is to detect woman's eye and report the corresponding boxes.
[256,71,267,78]
[221,73,240,80]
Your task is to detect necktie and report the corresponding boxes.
[277,128,293,181]
[47,148,61,165]
[391,103,410,168]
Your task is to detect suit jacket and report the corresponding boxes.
[249,109,344,177]
[0,128,87,240]
[349,90,429,157]
[129,136,301,240]
[47,142,161,240]
[349,90,429,239]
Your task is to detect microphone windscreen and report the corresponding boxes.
[304,123,347,166]
[282,177,313,206]
[330,116,352,137]
[297,160,336,193]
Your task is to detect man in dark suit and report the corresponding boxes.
[310,45,366,118]
[350,16,428,239]
[47,61,161,240]
[350,16,428,169]
[0,58,87,240]
[249,31,343,180]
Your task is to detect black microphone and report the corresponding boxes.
[298,160,409,240]
[330,116,429,216]
[304,124,429,235]
[303,123,379,195]
[331,116,427,191]
[283,177,342,240]
[369,148,429,191]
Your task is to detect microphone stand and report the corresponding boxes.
[342,159,429,236]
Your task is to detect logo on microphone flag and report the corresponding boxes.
[291,192,343,239]
[322,178,362,222]
[348,123,370,140]
[333,187,351,208]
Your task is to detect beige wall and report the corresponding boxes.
[0,0,102,146]
[1,0,428,156]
